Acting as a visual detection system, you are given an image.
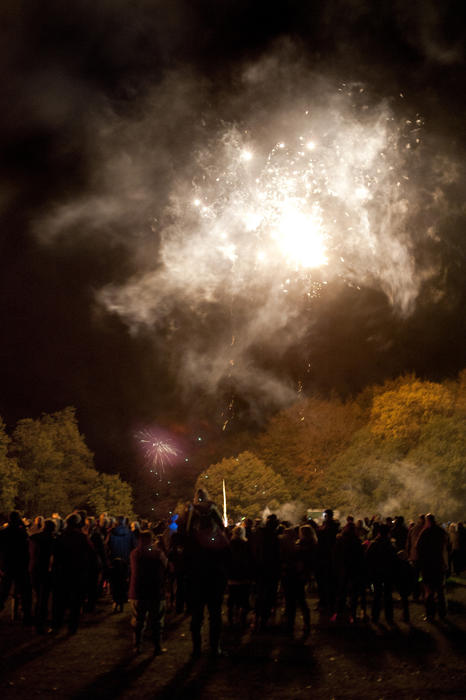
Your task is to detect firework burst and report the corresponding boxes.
[135,428,182,478]
[101,90,426,423]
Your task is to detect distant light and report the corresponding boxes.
[306,141,316,151]
[193,199,201,207]
[241,150,253,162]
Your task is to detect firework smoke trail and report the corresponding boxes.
[135,428,181,478]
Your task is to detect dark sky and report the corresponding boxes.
[0,1,465,487]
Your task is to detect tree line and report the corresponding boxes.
[1,371,465,521]
[196,371,466,522]
[0,407,134,518]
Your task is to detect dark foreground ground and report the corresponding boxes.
[1,578,465,700]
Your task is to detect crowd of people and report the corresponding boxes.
[0,489,465,657]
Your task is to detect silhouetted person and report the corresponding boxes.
[333,521,367,622]
[52,513,94,634]
[83,516,104,613]
[416,513,448,621]
[227,526,253,627]
[447,523,464,577]
[406,514,425,600]
[391,516,408,551]
[393,549,417,623]
[129,530,167,654]
[316,508,340,614]
[107,516,134,613]
[296,523,317,599]
[168,531,188,614]
[0,511,32,624]
[355,519,369,541]
[366,523,397,625]
[279,526,311,636]
[29,518,55,632]
[253,513,280,630]
[184,488,230,657]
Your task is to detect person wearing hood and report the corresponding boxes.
[108,516,135,563]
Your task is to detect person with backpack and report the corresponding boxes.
[183,488,230,658]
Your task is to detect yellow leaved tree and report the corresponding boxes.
[370,378,455,444]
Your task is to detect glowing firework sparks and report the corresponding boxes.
[135,428,181,477]
[170,98,421,315]
[103,94,423,326]
[101,91,425,416]
[191,135,332,278]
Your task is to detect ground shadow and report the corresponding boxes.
[71,654,154,699]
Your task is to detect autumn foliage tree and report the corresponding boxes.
[370,378,455,443]
[319,374,465,519]
[407,415,466,518]
[255,396,364,500]
[11,406,135,517]
[0,418,21,516]
[12,407,98,515]
[194,451,291,521]
[88,473,135,518]
[319,427,407,514]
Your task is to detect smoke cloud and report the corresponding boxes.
[29,43,464,417]
[2,3,459,444]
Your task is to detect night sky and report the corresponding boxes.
[1,1,465,490]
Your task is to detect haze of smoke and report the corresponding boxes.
[374,459,462,522]
[35,69,208,252]
[261,501,307,526]
[97,83,420,404]
[32,48,462,412]
[395,2,464,65]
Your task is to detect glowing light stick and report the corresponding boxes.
[222,479,228,527]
